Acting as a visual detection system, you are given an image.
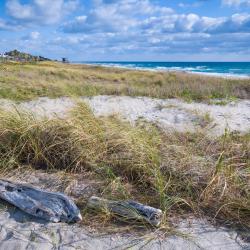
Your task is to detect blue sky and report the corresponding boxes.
[0,0,250,61]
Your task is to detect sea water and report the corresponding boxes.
[81,62,250,78]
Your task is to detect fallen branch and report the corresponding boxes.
[0,179,82,223]
[87,196,163,227]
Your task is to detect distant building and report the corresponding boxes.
[0,53,7,58]
[62,58,69,63]
[0,53,7,62]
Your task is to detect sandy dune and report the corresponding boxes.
[1,95,250,136]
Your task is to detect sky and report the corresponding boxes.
[0,0,250,61]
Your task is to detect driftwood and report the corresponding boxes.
[0,179,82,223]
[87,196,163,227]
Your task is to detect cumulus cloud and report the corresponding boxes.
[140,13,250,33]
[223,0,250,6]
[49,29,250,57]
[62,0,250,35]
[56,0,250,58]
[0,19,10,30]
[0,17,23,31]
[30,31,40,39]
[22,31,40,40]
[62,0,173,33]
[2,0,250,59]
[6,0,78,25]
[178,2,202,8]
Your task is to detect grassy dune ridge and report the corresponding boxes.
[0,103,249,230]
[0,61,250,101]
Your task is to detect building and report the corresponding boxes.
[0,53,7,58]
[62,58,69,63]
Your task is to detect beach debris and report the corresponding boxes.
[0,179,82,223]
[87,196,163,227]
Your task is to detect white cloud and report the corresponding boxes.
[6,0,78,25]
[2,0,250,60]
[30,31,40,39]
[22,31,40,40]
[62,0,173,33]
[140,13,250,34]
[0,18,21,31]
[178,2,202,8]
[222,0,250,6]
[62,0,250,35]
[57,9,250,58]
[177,14,201,32]
[0,19,9,30]
[57,0,250,58]
[29,31,40,40]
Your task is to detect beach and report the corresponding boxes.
[0,61,249,249]
[1,0,250,247]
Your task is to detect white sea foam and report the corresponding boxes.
[189,71,250,79]
[80,62,250,79]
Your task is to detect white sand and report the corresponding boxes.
[1,210,247,250]
[1,96,250,136]
[0,170,248,250]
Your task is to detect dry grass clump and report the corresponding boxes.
[0,103,249,231]
[0,61,249,101]
[160,131,250,229]
[0,103,161,184]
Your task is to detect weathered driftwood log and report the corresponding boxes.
[0,179,82,223]
[87,196,163,227]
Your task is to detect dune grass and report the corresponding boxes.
[0,103,160,175]
[0,61,250,101]
[0,102,249,231]
[160,131,250,230]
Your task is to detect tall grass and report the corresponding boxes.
[0,61,249,101]
[0,102,249,231]
[0,103,161,185]
[160,131,250,229]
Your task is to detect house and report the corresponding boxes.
[0,53,7,58]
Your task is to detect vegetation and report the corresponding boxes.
[0,61,249,101]
[0,61,249,236]
[0,103,249,232]
[4,50,51,62]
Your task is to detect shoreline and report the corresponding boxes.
[77,62,250,79]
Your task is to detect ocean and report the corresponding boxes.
[81,62,250,78]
